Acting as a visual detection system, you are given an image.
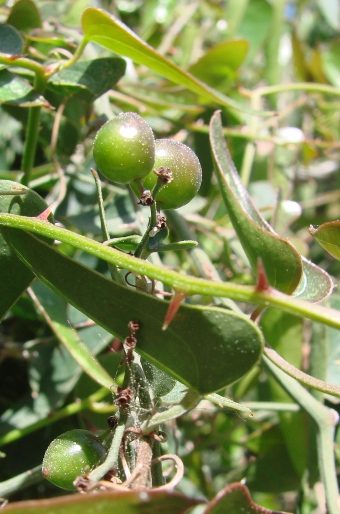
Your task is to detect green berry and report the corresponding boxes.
[140,139,202,210]
[42,429,106,490]
[93,112,155,184]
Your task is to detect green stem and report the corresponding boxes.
[134,191,159,259]
[263,356,340,514]
[91,169,124,284]
[151,440,165,486]
[21,106,42,186]
[0,55,46,75]
[256,82,340,98]
[0,387,110,448]
[264,344,340,398]
[0,465,43,498]
[166,210,242,313]
[1,214,340,332]
[87,412,127,483]
[59,38,88,70]
[21,70,48,186]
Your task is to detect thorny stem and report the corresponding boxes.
[1,214,340,336]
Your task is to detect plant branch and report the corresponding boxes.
[0,387,111,448]
[264,343,340,397]
[0,465,43,498]
[1,214,340,334]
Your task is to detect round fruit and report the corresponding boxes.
[42,429,106,490]
[140,139,202,210]
[93,112,155,184]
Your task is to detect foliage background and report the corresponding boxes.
[0,0,340,513]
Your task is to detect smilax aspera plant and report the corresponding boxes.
[0,2,339,514]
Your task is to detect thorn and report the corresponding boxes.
[162,291,186,331]
[36,207,53,221]
[255,258,271,292]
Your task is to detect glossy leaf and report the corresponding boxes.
[0,24,23,54]
[204,483,291,513]
[6,0,42,33]
[81,8,268,116]
[1,227,264,395]
[188,39,249,90]
[0,180,52,321]
[210,111,302,294]
[47,57,126,102]
[310,221,340,261]
[0,69,50,107]
[3,489,202,514]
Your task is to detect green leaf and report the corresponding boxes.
[0,69,50,107]
[188,39,249,90]
[81,8,269,117]
[321,41,340,87]
[32,281,115,390]
[310,221,340,261]
[209,111,303,294]
[236,0,272,63]
[293,257,333,302]
[0,24,23,54]
[120,83,203,114]
[3,489,202,514]
[47,57,126,102]
[1,227,264,395]
[6,0,42,33]
[0,180,53,321]
[204,483,291,513]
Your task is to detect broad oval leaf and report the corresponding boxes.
[47,57,126,102]
[81,7,268,116]
[310,221,340,261]
[6,0,42,33]
[3,489,202,514]
[209,110,302,294]
[1,227,264,395]
[0,180,53,321]
[0,69,50,107]
[0,24,23,54]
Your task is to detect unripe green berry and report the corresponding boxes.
[93,112,155,184]
[42,429,106,490]
[139,139,202,210]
